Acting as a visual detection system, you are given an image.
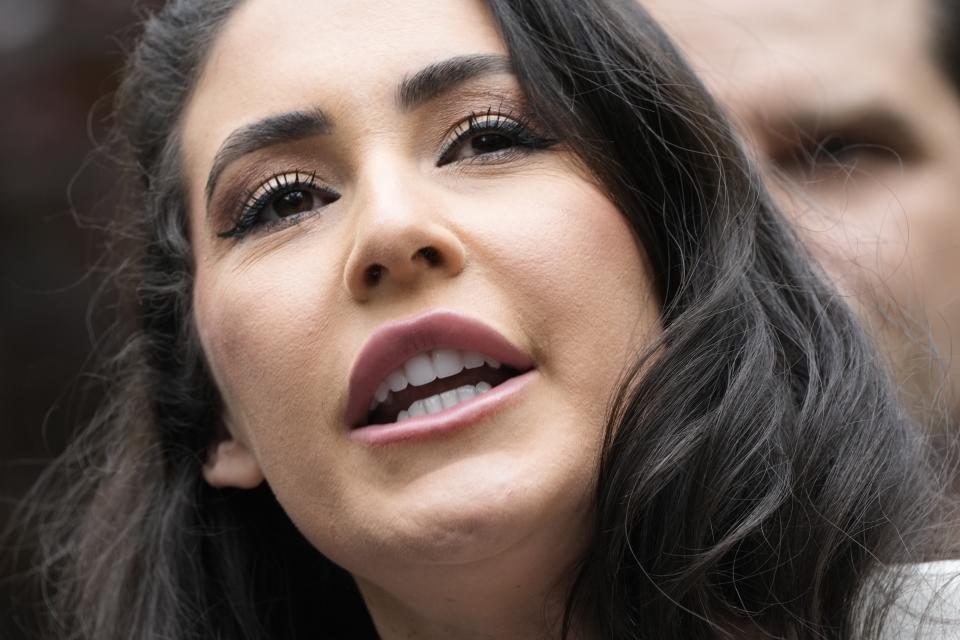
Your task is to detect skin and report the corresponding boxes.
[644,0,960,433]
[180,0,659,637]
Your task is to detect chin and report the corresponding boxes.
[355,461,585,574]
[397,467,547,562]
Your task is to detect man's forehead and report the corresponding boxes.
[643,0,933,117]
[643,0,929,59]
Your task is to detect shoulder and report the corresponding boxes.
[881,560,960,640]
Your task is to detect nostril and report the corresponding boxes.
[365,264,384,286]
[417,246,441,266]
[360,247,444,290]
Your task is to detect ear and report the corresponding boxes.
[202,431,265,490]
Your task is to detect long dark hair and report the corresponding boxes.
[7,0,953,638]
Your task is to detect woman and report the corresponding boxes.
[10,0,956,638]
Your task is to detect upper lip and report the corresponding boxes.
[345,308,535,428]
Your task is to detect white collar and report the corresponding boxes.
[881,560,960,639]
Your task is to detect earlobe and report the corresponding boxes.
[203,438,265,489]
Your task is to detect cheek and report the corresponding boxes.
[893,168,960,306]
[474,175,659,409]
[193,256,345,448]
[784,165,960,305]
[193,257,369,546]
[774,164,960,410]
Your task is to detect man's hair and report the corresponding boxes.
[932,0,960,92]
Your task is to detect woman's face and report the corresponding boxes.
[182,0,658,592]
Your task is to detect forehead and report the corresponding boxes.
[643,0,934,120]
[180,0,504,180]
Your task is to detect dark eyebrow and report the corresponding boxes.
[395,53,513,111]
[794,108,914,140]
[205,54,513,209]
[761,105,920,157]
[205,108,331,206]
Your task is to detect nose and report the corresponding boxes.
[343,167,467,302]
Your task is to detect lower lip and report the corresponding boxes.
[348,369,538,445]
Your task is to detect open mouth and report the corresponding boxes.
[363,349,525,427]
[344,308,536,432]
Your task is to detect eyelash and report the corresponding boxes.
[218,109,556,240]
[436,108,557,166]
[218,171,338,239]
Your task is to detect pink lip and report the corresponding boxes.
[344,308,535,431]
[350,369,538,444]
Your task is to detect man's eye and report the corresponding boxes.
[772,133,905,178]
[813,135,900,166]
[436,111,557,167]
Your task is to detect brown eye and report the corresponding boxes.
[442,131,518,164]
[219,172,342,240]
[274,189,315,218]
[469,133,514,155]
[770,127,912,183]
[436,111,557,167]
[257,186,338,226]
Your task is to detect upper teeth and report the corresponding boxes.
[369,349,501,411]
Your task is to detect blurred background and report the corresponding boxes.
[0,0,161,629]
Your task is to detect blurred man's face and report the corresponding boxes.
[645,0,960,427]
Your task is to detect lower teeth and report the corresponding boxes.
[397,382,493,422]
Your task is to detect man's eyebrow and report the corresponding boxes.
[205,108,331,207]
[205,54,513,209]
[761,105,919,154]
[796,108,914,138]
[395,53,513,111]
